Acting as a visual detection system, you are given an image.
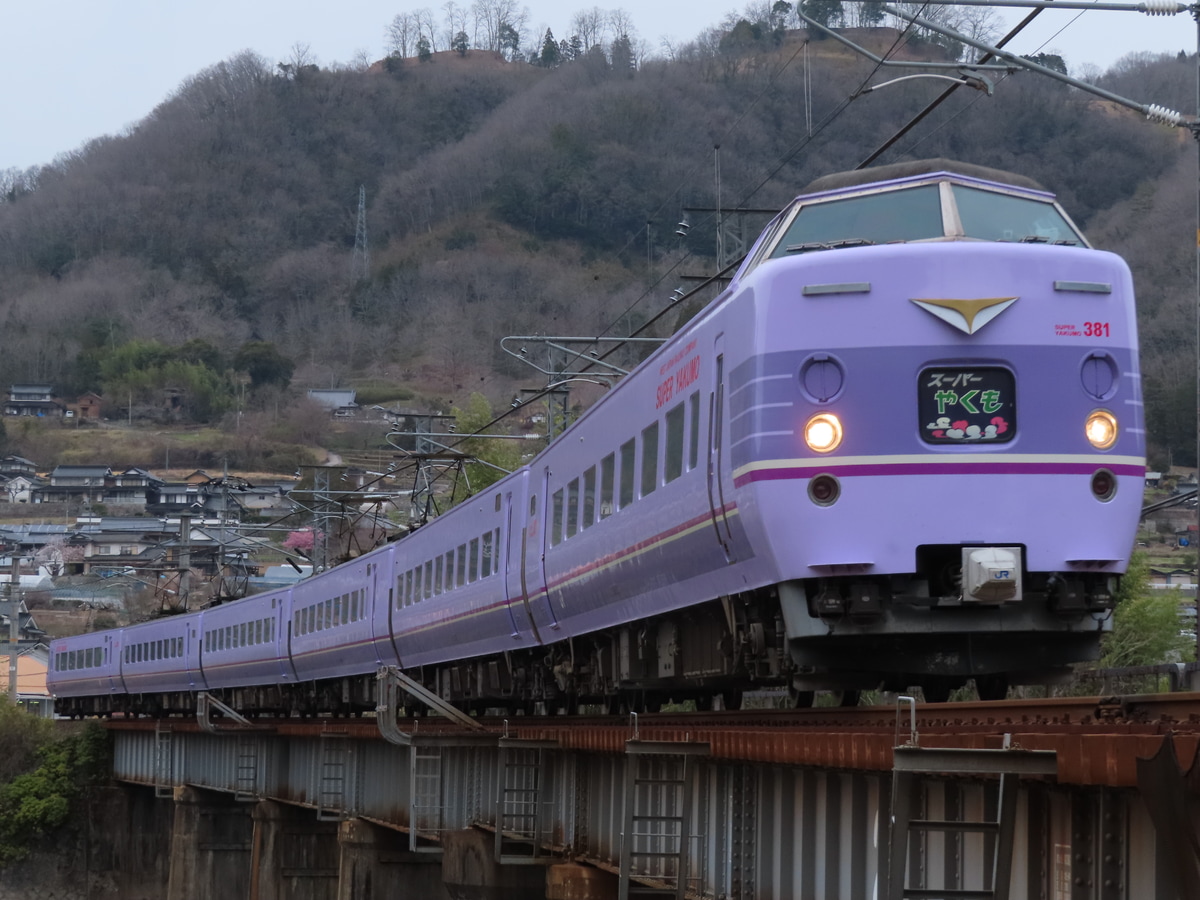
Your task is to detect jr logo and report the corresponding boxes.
[994,570,1010,579]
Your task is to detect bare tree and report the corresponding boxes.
[414,8,440,51]
[387,12,420,58]
[608,8,637,42]
[949,5,1001,62]
[570,7,608,50]
[442,2,469,52]
[471,0,528,53]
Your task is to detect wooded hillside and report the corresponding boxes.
[0,19,1193,468]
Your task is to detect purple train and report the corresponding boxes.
[47,159,1144,714]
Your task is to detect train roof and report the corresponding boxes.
[802,158,1046,195]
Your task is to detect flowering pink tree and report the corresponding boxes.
[282,529,315,552]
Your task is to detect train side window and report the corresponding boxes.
[566,478,580,539]
[582,466,596,529]
[495,493,502,512]
[456,544,467,586]
[641,422,659,497]
[688,391,700,471]
[334,595,343,624]
[445,551,455,589]
[551,489,564,546]
[414,566,423,601]
[665,402,685,483]
[482,531,494,576]
[600,454,614,519]
[469,538,479,581]
[619,439,636,509]
[268,619,274,641]
[494,528,501,570]
[435,556,444,595]
[406,569,415,605]
[424,561,433,599]
[325,598,333,627]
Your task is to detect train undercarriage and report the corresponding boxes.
[58,555,1119,719]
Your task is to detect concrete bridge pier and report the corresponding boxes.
[441,828,549,899]
[248,799,339,900]
[336,818,449,899]
[166,785,254,900]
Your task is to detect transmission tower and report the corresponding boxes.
[351,185,369,282]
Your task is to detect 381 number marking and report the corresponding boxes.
[1083,321,1110,337]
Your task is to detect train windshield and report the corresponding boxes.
[769,184,942,256]
[762,177,1085,262]
[951,185,1080,243]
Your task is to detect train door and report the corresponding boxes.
[280,591,301,683]
[186,625,200,691]
[104,633,119,696]
[707,333,735,561]
[519,468,558,632]
[500,489,523,637]
[370,551,403,668]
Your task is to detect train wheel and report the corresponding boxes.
[832,690,860,708]
[921,684,951,704]
[787,686,815,709]
[974,675,1009,702]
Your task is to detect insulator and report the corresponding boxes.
[1144,104,1184,126]
[1141,0,1179,14]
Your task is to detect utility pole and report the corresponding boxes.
[351,185,370,282]
[6,556,19,704]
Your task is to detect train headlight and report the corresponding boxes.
[1085,410,1118,450]
[804,413,843,453]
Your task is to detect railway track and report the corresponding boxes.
[99,691,1200,734]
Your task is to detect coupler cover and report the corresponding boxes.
[962,546,1022,604]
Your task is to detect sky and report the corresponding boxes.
[0,1,1193,172]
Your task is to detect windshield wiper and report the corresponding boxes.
[784,238,877,253]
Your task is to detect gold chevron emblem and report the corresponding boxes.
[910,296,1018,335]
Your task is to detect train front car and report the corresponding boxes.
[734,160,1144,700]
